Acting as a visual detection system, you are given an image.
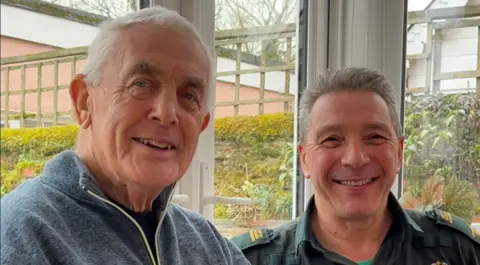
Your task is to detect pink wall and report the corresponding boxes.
[1,36,291,120]
[215,81,291,117]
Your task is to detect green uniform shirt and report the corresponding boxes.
[231,193,480,265]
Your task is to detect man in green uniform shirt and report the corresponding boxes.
[231,67,480,265]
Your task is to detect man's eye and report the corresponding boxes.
[183,92,195,100]
[127,79,154,99]
[134,79,148,88]
[321,137,341,148]
[181,91,200,104]
[367,135,386,144]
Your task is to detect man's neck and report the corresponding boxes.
[75,145,162,212]
[95,176,161,212]
[310,198,392,262]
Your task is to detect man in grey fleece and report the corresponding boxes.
[1,6,250,265]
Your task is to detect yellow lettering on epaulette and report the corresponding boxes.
[249,230,256,241]
[471,227,480,238]
[255,229,263,240]
[249,229,263,241]
[440,211,453,224]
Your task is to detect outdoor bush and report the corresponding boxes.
[1,124,78,159]
[402,92,480,223]
[215,112,293,141]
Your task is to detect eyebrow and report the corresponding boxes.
[123,62,161,80]
[122,62,207,92]
[182,76,207,93]
[314,122,393,137]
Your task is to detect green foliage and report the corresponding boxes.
[9,112,36,120]
[403,93,480,223]
[0,157,45,197]
[214,138,293,222]
[400,174,479,224]
[1,125,78,159]
[214,113,294,141]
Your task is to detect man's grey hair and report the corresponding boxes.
[81,6,212,106]
[298,67,402,143]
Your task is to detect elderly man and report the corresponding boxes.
[1,6,250,265]
[231,67,480,265]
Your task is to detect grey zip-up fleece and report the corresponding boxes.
[1,151,251,265]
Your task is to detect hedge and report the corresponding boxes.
[1,125,79,158]
[214,112,293,141]
[0,113,294,157]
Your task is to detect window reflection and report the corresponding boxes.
[401,0,480,226]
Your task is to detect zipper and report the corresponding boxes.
[83,186,158,265]
[154,186,176,265]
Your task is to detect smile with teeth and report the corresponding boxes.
[133,137,175,150]
[335,178,376,187]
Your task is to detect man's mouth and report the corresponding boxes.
[132,137,176,150]
[333,177,378,187]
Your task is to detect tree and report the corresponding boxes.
[215,0,296,30]
[215,0,296,61]
[45,0,135,18]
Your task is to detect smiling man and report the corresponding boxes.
[231,67,480,265]
[1,6,250,265]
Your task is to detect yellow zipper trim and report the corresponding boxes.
[154,185,176,265]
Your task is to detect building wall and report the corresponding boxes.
[215,80,291,117]
[1,36,57,57]
[406,0,479,93]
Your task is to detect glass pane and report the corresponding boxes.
[213,0,300,238]
[402,0,480,230]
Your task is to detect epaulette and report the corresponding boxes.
[425,209,480,245]
[230,228,275,251]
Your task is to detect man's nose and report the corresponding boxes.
[341,141,370,168]
[148,87,179,125]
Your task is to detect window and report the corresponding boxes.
[211,0,300,237]
[401,0,480,227]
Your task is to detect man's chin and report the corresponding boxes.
[334,202,382,219]
[131,168,180,188]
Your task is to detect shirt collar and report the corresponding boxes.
[294,192,424,251]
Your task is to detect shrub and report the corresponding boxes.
[1,125,78,159]
[402,93,480,222]
[214,113,293,141]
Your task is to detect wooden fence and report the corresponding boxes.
[1,5,480,128]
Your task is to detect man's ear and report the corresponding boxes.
[298,143,310,179]
[200,112,210,132]
[396,135,405,173]
[70,74,91,128]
